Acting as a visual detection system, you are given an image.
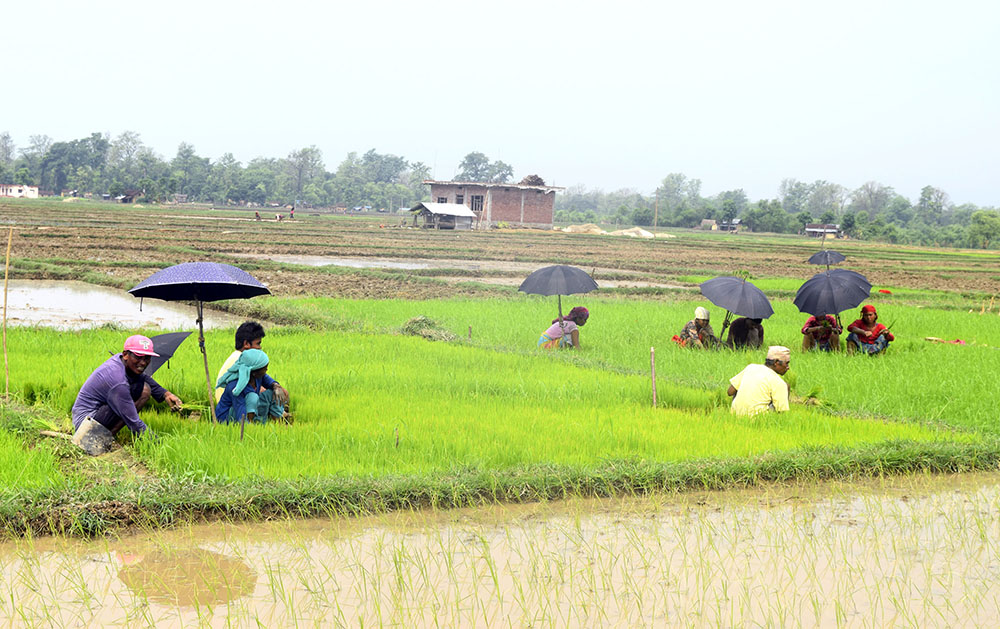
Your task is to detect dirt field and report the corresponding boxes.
[4,201,1000,298]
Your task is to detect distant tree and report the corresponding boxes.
[455,152,491,181]
[0,132,15,165]
[967,210,1000,249]
[631,207,654,226]
[794,211,812,231]
[171,143,210,197]
[915,185,950,226]
[286,146,324,197]
[818,210,836,224]
[807,181,847,218]
[840,211,856,235]
[488,160,513,183]
[361,149,408,184]
[779,178,811,214]
[18,134,53,185]
[849,181,894,218]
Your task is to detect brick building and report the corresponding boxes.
[423,180,563,228]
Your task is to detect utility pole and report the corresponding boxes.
[653,195,659,229]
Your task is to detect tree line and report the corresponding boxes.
[0,131,437,211]
[556,174,1000,249]
[3,130,998,248]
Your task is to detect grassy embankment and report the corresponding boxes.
[2,294,998,537]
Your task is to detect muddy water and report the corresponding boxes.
[1,280,243,330]
[238,253,685,289]
[3,473,1000,627]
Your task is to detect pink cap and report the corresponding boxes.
[123,335,160,357]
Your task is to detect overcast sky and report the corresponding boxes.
[5,1,998,206]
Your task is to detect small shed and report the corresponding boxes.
[410,202,476,230]
[700,219,718,230]
[804,223,841,238]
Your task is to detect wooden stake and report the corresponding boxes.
[468,325,472,340]
[650,346,657,408]
[3,227,12,399]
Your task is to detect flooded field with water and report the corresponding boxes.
[4,472,999,627]
[2,280,243,330]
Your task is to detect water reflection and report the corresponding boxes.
[2,472,1000,626]
[2,280,243,330]
[116,548,256,607]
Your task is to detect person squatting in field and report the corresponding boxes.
[674,306,718,349]
[215,349,286,424]
[845,304,894,355]
[801,313,842,352]
[215,321,290,412]
[725,317,764,349]
[727,345,791,416]
[71,335,183,438]
[537,306,589,349]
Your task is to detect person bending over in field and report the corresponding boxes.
[215,321,290,413]
[72,335,183,440]
[726,317,764,350]
[537,306,589,349]
[801,313,842,352]
[215,349,286,424]
[845,304,894,355]
[674,306,718,349]
[727,346,791,416]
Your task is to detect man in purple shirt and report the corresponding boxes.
[72,335,183,437]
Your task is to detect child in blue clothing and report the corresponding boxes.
[214,349,286,424]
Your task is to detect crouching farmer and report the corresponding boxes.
[727,345,791,416]
[71,335,182,454]
[215,349,286,425]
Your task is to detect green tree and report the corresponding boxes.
[455,152,491,181]
[488,160,513,183]
[915,185,950,226]
[779,178,811,214]
[0,131,14,166]
[849,181,895,218]
[967,211,1000,248]
[286,146,324,198]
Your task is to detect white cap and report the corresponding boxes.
[694,306,710,321]
[767,346,791,361]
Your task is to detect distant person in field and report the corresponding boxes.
[845,304,894,355]
[674,306,718,349]
[537,306,589,349]
[215,321,290,412]
[254,211,261,221]
[726,317,764,349]
[71,335,183,438]
[727,345,791,416]
[215,349,286,424]
[290,206,295,219]
[801,313,842,352]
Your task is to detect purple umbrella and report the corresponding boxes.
[129,262,271,407]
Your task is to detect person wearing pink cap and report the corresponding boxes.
[71,334,183,439]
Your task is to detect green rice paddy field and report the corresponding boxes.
[2,199,1000,537]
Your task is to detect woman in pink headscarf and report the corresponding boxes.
[537,306,589,349]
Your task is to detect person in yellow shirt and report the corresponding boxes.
[726,346,791,416]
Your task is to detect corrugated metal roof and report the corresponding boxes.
[422,180,565,193]
[410,202,477,218]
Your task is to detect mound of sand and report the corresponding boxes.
[562,223,605,235]
[607,226,655,239]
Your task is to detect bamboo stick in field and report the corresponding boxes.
[3,227,11,399]
[650,346,657,408]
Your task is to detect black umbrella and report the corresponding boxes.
[699,276,773,333]
[808,250,846,269]
[794,269,871,317]
[129,262,270,408]
[518,265,598,322]
[146,331,192,377]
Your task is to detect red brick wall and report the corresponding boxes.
[427,183,555,227]
[488,188,554,226]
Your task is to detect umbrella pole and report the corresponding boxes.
[197,301,215,412]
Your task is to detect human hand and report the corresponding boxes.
[164,392,183,412]
[273,385,290,408]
